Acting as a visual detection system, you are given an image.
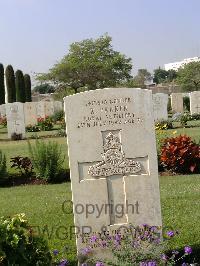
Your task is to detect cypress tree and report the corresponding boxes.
[24,74,32,102]
[5,65,16,103]
[15,70,26,103]
[0,63,5,104]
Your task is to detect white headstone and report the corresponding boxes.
[171,93,183,113]
[64,88,162,255]
[24,102,38,126]
[54,101,63,112]
[190,91,200,115]
[0,104,6,117]
[44,101,54,117]
[36,101,45,118]
[6,102,26,139]
[152,93,168,121]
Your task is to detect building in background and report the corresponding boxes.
[164,57,200,71]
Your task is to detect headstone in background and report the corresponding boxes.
[171,93,183,113]
[6,102,25,139]
[36,101,45,118]
[64,88,162,255]
[54,101,63,112]
[152,93,168,121]
[190,91,200,115]
[44,101,54,117]
[24,102,38,126]
[0,104,6,117]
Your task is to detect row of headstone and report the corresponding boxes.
[153,91,200,121]
[171,91,200,115]
[0,101,63,139]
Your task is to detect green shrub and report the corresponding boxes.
[28,140,65,181]
[183,96,190,111]
[160,135,200,174]
[0,150,7,181]
[155,120,173,130]
[179,112,191,127]
[190,113,200,121]
[0,213,52,265]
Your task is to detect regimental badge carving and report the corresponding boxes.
[88,132,141,177]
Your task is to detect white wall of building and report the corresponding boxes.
[164,57,200,71]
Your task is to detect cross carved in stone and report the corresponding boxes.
[78,130,148,226]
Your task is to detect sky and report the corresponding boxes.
[0,0,200,84]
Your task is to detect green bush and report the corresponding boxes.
[26,124,40,132]
[28,140,65,181]
[0,213,52,265]
[0,150,7,183]
[190,113,200,120]
[179,112,191,127]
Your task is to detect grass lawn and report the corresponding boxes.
[0,175,199,264]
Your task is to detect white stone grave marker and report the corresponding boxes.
[24,102,38,126]
[64,88,162,255]
[190,91,200,114]
[152,93,168,121]
[6,102,25,139]
[171,93,183,113]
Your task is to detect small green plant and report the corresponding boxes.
[160,135,200,174]
[28,140,65,181]
[190,113,200,121]
[179,112,191,127]
[0,213,52,265]
[26,124,40,132]
[10,156,33,176]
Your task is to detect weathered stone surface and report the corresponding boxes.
[54,101,63,112]
[44,101,54,117]
[152,93,168,121]
[64,88,162,253]
[171,93,183,113]
[6,102,25,139]
[190,91,200,114]
[24,102,37,126]
[36,101,45,118]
